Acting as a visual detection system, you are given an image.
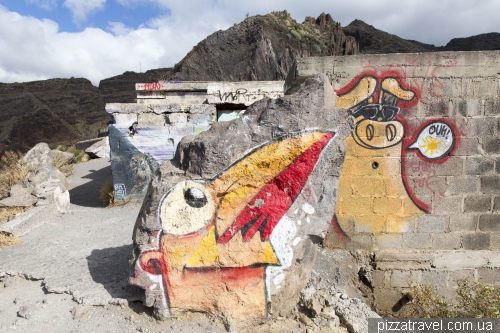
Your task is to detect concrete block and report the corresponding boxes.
[478,214,500,231]
[149,104,183,114]
[433,196,463,214]
[371,270,387,287]
[434,157,464,176]
[454,137,480,156]
[483,137,500,155]
[466,118,495,137]
[391,270,420,288]
[448,176,479,195]
[403,233,432,249]
[494,197,500,212]
[484,97,500,116]
[477,268,500,285]
[481,175,500,194]
[449,214,478,231]
[347,234,373,250]
[137,113,165,126]
[463,99,481,117]
[421,270,448,287]
[431,251,490,269]
[417,215,447,233]
[462,233,490,250]
[466,157,495,175]
[432,233,462,250]
[449,269,475,286]
[167,113,188,124]
[374,234,403,250]
[491,233,500,250]
[376,261,429,271]
[373,288,403,312]
[464,196,491,213]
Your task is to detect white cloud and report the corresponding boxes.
[63,0,106,24]
[1,1,500,87]
[25,0,58,11]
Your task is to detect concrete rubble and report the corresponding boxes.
[0,143,71,209]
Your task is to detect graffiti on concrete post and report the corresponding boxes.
[135,131,335,318]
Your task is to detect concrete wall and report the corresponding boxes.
[107,81,285,199]
[297,51,500,312]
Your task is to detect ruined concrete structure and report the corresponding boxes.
[106,81,284,199]
[114,50,500,324]
[296,50,500,312]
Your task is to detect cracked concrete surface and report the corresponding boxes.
[0,158,227,332]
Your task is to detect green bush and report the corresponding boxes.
[297,29,307,37]
[312,44,321,53]
[290,30,301,40]
[56,145,68,152]
[401,278,500,318]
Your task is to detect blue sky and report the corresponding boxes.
[0,0,499,86]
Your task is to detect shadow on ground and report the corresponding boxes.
[70,165,112,207]
[87,244,143,302]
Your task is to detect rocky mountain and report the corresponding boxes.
[164,11,358,82]
[0,78,107,153]
[343,19,500,54]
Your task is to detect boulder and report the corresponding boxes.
[129,75,357,321]
[54,187,70,213]
[22,143,54,171]
[85,137,110,159]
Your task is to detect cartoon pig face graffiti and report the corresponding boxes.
[333,73,457,238]
[137,131,335,318]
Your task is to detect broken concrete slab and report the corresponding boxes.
[130,74,355,320]
[85,137,110,159]
[0,185,38,207]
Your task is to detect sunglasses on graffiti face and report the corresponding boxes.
[352,104,400,122]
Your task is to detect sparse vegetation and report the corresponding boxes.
[56,145,68,152]
[400,278,500,318]
[0,232,23,248]
[99,179,115,207]
[72,149,86,163]
[290,30,301,40]
[53,154,75,176]
[0,151,32,199]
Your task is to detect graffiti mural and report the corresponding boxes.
[135,131,335,318]
[333,65,459,239]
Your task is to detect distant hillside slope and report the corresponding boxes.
[0,78,107,153]
[343,19,438,54]
[344,19,500,54]
[164,11,358,82]
[444,32,500,51]
[99,68,173,104]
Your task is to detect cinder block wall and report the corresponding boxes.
[298,51,500,312]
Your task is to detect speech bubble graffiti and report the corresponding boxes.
[408,121,455,159]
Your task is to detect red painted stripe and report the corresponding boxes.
[218,132,334,243]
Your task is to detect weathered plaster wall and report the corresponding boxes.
[297,51,500,312]
[107,81,285,199]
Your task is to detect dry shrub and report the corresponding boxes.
[100,179,115,207]
[401,278,500,318]
[0,232,23,248]
[53,154,75,176]
[0,151,32,199]
[0,206,30,225]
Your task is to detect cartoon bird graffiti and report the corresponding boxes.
[137,131,335,318]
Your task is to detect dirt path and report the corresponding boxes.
[0,158,227,332]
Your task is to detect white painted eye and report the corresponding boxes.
[158,181,214,235]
